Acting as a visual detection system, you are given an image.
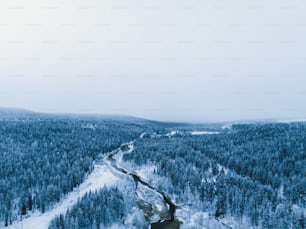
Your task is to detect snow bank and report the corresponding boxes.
[190,131,220,135]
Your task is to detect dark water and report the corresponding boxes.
[151,220,180,229]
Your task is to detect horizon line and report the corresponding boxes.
[1,106,306,124]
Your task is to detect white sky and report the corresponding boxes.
[0,0,306,122]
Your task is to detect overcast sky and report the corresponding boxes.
[0,0,306,122]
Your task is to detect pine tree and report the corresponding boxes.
[21,202,27,215]
[215,171,226,218]
[28,193,33,211]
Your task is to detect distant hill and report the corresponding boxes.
[0,107,33,114]
[0,107,39,121]
[0,107,155,125]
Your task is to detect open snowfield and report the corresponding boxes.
[6,164,118,229]
[190,131,220,135]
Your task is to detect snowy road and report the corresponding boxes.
[6,164,118,229]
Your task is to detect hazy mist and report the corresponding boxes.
[0,0,306,122]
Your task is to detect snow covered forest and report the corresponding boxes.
[0,109,305,228]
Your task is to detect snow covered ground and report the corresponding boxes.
[6,164,118,229]
[190,131,220,135]
[136,183,168,222]
[176,210,223,229]
[278,118,306,123]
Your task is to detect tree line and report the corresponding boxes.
[123,123,306,228]
[0,117,145,227]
